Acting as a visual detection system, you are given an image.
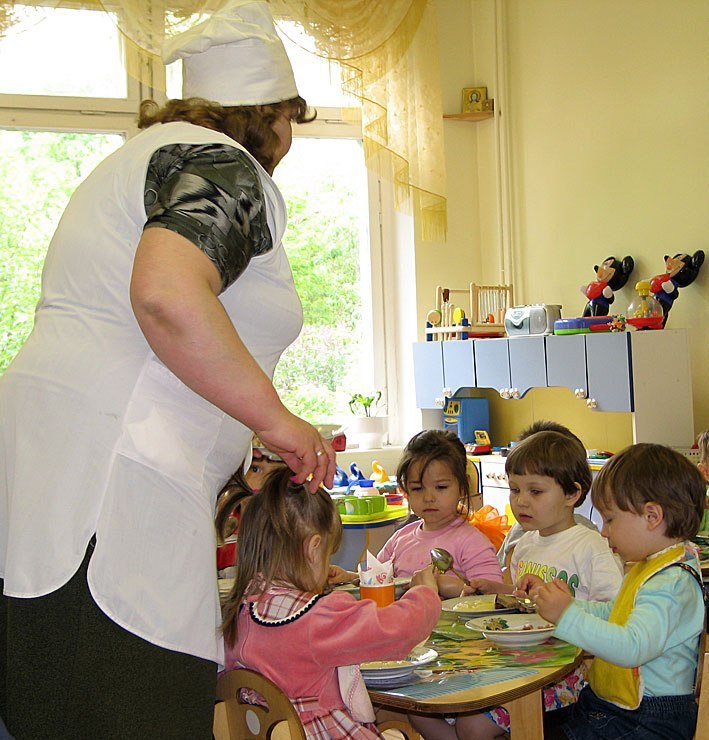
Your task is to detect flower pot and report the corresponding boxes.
[346,416,388,449]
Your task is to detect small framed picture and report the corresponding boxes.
[461,86,488,113]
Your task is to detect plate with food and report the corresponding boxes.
[360,646,437,678]
[441,594,518,619]
[466,613,556,647]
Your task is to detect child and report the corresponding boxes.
[532,443,706,740]
[430,430,624,740]
[221,465,442,738]
[496,420,597,574]
[216,446,287,578]
[377,429,503,598]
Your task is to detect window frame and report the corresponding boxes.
[0,17,403,445]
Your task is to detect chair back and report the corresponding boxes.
[213,668,306,740]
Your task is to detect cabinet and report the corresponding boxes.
[413,340,476,408]
[412,329,694,446]
[545,332,633,411]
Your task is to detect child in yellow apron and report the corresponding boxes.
[532,443,706,740]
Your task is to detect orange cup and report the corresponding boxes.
[359,583,395,607]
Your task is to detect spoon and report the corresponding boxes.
[430,547,470,585]
[513,595,537,613]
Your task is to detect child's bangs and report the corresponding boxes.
[505,441,563,481]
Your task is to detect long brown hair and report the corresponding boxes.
[137,96,316,173]
[221,465,342,645]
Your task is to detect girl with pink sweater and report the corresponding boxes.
[378,430,503,598]
[221,466,441,738]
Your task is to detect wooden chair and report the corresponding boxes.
[213,668,306,740]
[377,719,422,739]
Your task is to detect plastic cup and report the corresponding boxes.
[359,583,395,607]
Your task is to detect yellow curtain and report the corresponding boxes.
[0,0,447,240]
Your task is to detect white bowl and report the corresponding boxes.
[466,613,556,647]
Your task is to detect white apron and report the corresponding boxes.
[0,122,302,664]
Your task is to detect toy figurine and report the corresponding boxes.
[650,251,705,327]
[581,255,635,317]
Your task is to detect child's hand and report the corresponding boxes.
[514,573,544,596]
[530,578,573,624]
[410,565,438,593]
[327,565,357,585]
[462,578,509,596]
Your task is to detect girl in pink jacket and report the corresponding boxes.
[221,466,441,738]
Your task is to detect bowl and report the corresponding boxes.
[466,613,556,647]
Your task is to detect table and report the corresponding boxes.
[368,625,583,740]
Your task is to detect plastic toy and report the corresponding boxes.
[332,466,349,488]
[348,462,366,484]
[608,314,627,332]
[370,460,390,484]
[581,255,635,317]
[649,251,705,327]
[627,281,664,330]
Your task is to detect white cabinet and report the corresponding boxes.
[413,330,694,446]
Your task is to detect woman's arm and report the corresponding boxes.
[130,227,334,490]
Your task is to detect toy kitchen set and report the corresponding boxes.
[413,257,703,516]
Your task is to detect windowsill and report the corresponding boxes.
[336,446,404,475]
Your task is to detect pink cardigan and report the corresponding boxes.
[225,586,441,725]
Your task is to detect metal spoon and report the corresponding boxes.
[430,547,470,585]
[513,595,537,613]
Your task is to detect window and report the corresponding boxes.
[0,9,398,441]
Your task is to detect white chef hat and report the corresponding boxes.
[162,0,298,106]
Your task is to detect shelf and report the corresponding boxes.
[443,110,494,122]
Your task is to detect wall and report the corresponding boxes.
[425,0,708,449]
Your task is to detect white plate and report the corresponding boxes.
[360,646,437,676]
[466,613,556,647]
[441,595,517,619]
[363,672,419,689]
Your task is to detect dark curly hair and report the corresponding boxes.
[137,96,316,173]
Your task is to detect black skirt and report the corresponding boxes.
[1,540,217,739]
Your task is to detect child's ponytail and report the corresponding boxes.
[221,466,341,644]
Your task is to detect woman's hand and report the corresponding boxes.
[327,565,357,585]
[253,412,336,493]
[530,578,573,624]
[410,565,438,593]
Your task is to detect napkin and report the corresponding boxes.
[337,665,376,723]
[357,550,394,586]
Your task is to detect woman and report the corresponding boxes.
[0,1,334,737]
